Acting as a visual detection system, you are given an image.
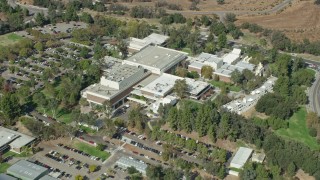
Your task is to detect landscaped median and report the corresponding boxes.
[72,140,110,161]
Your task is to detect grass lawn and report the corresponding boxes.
[73,141,110,161]
[0,163,10,173]
[38,84,73,124]
[36,106,73,124]
[276,107,320,150]
[181,47,192,54]
[210,80,241,92]
[3,151,30,158]
[79,125,97,134]
[0,33,24,46]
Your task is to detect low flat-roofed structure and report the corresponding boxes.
[124,46,188,75]
[235,61,255,71]
[128,37,150,53]
[143,33,169,45]
[185,78,212,100]
[7,160,49,180]
[140,73,182,100]
[197,53,223,69]
[223,48,241,65]
[0,173,17,180]
[251,153,266,163]
[0,126,35,153]
[214,64,244,82]
[187,53,223,76]
[230,147,253,169]
[188,61,204,74]
[214,61,257,83]
[116,157,147,175]
[152,95,177,113]
[128,33,169,53]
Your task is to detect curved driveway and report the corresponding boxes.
[310,74,320,116]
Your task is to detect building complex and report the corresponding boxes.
[0,126,35,154]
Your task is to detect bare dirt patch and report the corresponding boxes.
[237,0,320,41]
[295,169,315,180]
[242,106,269,119]
[15,121,34,137]
[18,0,34,5]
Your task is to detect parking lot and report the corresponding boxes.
[32,139,110,179]
[33,22,87,35]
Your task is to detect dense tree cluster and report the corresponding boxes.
[256,54,313,119]
[146,165,183,180]
[160,13,186,25]
[155,99,320,178]
[20,117,71,140]
[128,106,147,133]
[231,69,266,93]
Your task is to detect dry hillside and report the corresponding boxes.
[237,0,320,41]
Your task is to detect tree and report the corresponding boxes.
[117,40,128,59]
[240,163,257,180]
[0,93,21,122]
[89,165,97,173]
[175,67,188,77]
[231,69,243,85]
[204,42,216,54]
[80,12,94,24]
[225,13,236,23]
[217,33,227,49]
[217,0,225,4]
[35,13,46,26]
[96,143,105,151]
[173,79,188,99]
[128,166,139,174]
[287,162,296,177]
[75,175,84,180]
[48,98,59,119]
[34,42,44,52]
[146,165,164,179]
[16,86,30,104]
[201,65,213,79]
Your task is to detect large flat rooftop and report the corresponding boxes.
[141,73,182,97]
[103,64,142,83]
[7,160,48,180]
[84,83,120,100]
[125,46,187,70]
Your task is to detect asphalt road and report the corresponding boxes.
[7,0,48,15]
[309,74,320,116]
